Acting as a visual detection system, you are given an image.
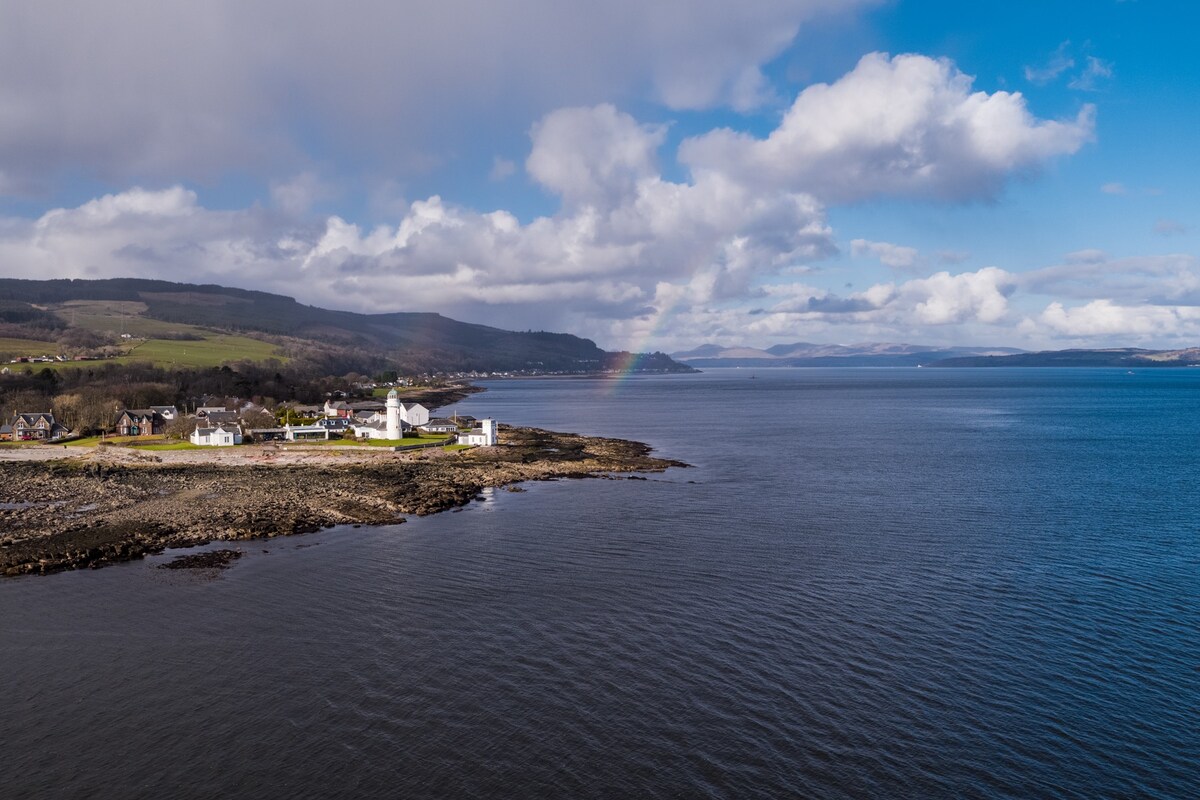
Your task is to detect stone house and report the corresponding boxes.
[3,413,71,441]
[114,409,166,437]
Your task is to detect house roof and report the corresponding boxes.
[194,424,236,436]
[401,403,427,411]
[116,408,162,421]
[424,418,457,426]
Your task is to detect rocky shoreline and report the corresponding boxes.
[0,427,686,577]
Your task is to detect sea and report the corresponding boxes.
[1,368,1197,799]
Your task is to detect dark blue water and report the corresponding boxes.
[2,368,1197,799]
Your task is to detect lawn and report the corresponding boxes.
[64,435,155,447]
[300,435,451,447]
[136,441,204,451]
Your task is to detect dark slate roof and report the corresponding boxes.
[116,408,162,421]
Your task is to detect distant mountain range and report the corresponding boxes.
[671,342,1025,367]
[0,278,692,375]
[672,341,1200,368]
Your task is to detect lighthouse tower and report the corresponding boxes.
[386,388,402,440]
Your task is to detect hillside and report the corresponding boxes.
[0,278,690,374]
[931,348,1200,368]
[672,341,1024,368]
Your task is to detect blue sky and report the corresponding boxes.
[2,0,1198,352]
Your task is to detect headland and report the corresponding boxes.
[0,426,685,577]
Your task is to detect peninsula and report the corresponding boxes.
[0,425,685,577]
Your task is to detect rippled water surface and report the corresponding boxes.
[2,368,1198,799]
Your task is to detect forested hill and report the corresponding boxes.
[0,278,689,374]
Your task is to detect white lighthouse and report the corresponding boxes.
[386,388,402,440]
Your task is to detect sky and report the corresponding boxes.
[2,0,1199,353]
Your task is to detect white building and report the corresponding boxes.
[149,405,178,421]
[190,424,243,446]
[284,424,330,442]
[351,389,408,441]
[399,402,429,427]
[461,418,498,447]
[387,389,403,440]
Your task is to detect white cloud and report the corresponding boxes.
[759,266,1015,326]
[1068,57,1114,92]
[851,238,919,269]
[526,105,666,208]
[0,0,874,194]
[680,52,1095,202]
[1037,300,1200,338]
[1101,182,1126,194]
[1024,41,1074,85]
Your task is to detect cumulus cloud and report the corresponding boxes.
[0,0,873,194]
[680,52,1095,202]
[851,238,919,269]
[760,266,1015,325]
[526,105,666,208]
[1037,300,1200,338]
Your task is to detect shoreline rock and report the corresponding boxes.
[0,426,687,577]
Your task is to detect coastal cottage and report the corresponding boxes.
[6,412,71,441]
[114,409,166,437]
[316,417,352,433]
[420,418,459,434]
[190,424,243,447]
[284,424,330,442]
[460,418,498,447]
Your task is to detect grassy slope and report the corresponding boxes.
[0,337,60,357]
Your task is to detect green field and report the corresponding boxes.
[0,337,60,358]
[57,301,215,338]
[121,335,282,367]
[39,334,284,370]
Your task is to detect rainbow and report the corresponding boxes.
[601,300,682,395]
